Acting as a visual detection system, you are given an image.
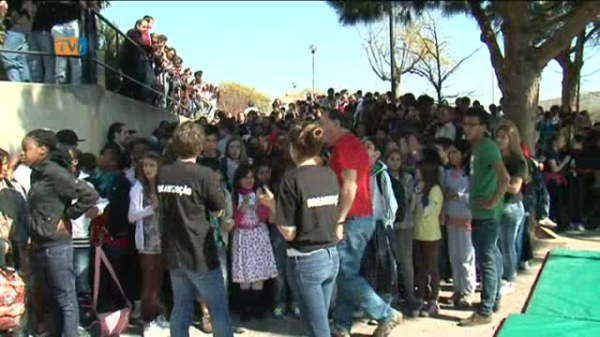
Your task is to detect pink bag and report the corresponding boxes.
[93,246,132,336]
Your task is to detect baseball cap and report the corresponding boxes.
[56,129,85,146]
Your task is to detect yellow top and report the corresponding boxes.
[413,185,444,241]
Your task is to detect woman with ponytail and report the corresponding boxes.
[257,122,341,337]
[21,129,98,337]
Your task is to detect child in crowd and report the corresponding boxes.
[198,168,235,333]
[386,149,421,317]
[362,139,398,304]
[128,152,169,335]
[442,140,476,308]
[221,137,251,191]
[66,148,109,330]
[413,158,444,317]
[231,164,278,321]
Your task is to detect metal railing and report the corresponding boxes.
[0,8,194,117]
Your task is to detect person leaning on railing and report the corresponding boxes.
[0,0,35,82]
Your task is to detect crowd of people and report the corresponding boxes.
[118,15,219,120]
[0,2,219,120]
[0,0,93,84]
[1,85,599,337]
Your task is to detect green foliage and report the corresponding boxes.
[217,82,271,116]
[96,17,122,91]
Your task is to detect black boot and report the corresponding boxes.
[240,290,252,322]
[251,289,267,320]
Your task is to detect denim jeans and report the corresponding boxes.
[393,227,419,307]
[1,30,31,82]
[499,201,525,282]
[333,216,392,332]
[28,31,55,83]
[73,247,91,295]
[269,226,295,309]
[471,218,503,316]
[170,268,233,337]
[31,244,79,337]
[51,20,82,84]
[288,247,339,337]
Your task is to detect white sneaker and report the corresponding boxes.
[144,318,170,337]
[155,315,170,330]
[500,282,516,295]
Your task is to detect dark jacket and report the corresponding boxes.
[4,0,35,32]
[28,158,99,248]
[88,170,131,239]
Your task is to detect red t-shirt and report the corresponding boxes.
[329,132,372,219]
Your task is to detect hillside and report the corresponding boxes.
[539,91,600,121]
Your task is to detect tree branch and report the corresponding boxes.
[440,47,481,83]
[467,0,505,72]
[536,2,600,65]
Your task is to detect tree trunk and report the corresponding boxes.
[498,65,541,155]
[556,30,586,111]
[389,7,397,99]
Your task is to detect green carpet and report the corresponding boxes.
[497,314,600,337]
[524,249,600,322]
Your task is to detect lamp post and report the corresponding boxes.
[310,44,317,100]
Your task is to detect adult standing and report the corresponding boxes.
[257,122,341,337]
[494,120,528,294]
[158,121,233,337]
[22,129,98,337]
[0,0,34,82]
[320,110,402,337]
[459,109,509,327]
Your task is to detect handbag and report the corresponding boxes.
[0,267,25,332]
[92,246,131,336]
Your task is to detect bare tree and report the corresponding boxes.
[359,21,424,95]
[409,13,480,104]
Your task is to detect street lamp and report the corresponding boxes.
[310,44,317,100]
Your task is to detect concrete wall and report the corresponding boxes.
[0,82,184,154]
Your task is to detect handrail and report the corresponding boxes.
[93,58,193,116]
[0,49,83,58]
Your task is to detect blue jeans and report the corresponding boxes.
[499,202,525,281]
[170,268,233,337]
[288,247,339,337]
[28,31,55,83]
[1,30,31,82]
[270,227,295,309]
[73,247,91,294]
[333,216,392,332]
[471,218,503,316]
[31,244,79,337]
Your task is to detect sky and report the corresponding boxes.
[103,1,600,106]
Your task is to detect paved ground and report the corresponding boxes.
[125,228,600,337]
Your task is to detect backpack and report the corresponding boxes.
[0,268,25,332]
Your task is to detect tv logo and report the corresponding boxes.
[54,37,88,56]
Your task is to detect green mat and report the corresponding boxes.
[497,314,600,337]
[524,249,600,322]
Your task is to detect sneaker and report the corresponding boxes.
[143,319,168,337]
[291,305,301,319]
[493,299,501,313]
[373,309,403,337]
[500,282,516,295]
[518,261,530,271]
[330,326,351,337]
[577,223,585,231]
[199,312,212,333]
[272,307,285,320]
[419,302,439,318]
[155,315,170,329]
[453,295,472,309]
[459,312,493,327]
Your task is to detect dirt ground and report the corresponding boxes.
[127,229,600,337]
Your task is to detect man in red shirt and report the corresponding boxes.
[321,110,403,337]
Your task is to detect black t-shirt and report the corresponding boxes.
[197,152,222,173]
[504,154,527,203]
[158,161,225,272]
[275,165,340,253]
